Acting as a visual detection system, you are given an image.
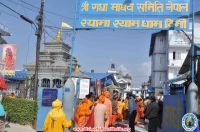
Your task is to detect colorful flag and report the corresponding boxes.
[61,21,73,29]
[2,44,16,75]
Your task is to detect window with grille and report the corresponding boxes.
[53,79,62,88]
[41,78,50,88]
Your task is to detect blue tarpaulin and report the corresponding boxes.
[147,86,155,93]
[86,72,117,86]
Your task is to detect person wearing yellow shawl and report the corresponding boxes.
[44,99,72,132]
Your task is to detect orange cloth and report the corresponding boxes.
[112,113,118,124]
[103,91,110,98]
[75,98,91,127]
[103,95,112,127]
[87,99,93,109]
[135,97,145,124]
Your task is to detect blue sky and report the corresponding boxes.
[0,0,199,87]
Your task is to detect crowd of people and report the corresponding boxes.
[73,91,163,132]
[43,90,164,132]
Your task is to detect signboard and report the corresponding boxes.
[162,95,185,132]
[2,44,16,75]
[170,84,185,95]
[79,18,188,30]
[42,89,58,106]
[79,79,90,99]
[79,0,189,16]
[77,0,190,30]
[72,78,90,99]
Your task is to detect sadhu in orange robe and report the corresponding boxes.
[135,97,145,124]
[74,98,91,127]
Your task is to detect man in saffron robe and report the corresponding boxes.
[103,91,112,127]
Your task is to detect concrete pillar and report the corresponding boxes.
[50,79,53,88]
[38,79,42,87]
[61,79,64,88]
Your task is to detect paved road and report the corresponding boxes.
[5,123,35,132]
[135,124,162,132]
[135,124,148,132]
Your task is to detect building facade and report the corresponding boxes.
[24,31,79,89]
[149,30,190,93]
[107,64,132,90]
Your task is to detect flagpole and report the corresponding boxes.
[69,0,78,79]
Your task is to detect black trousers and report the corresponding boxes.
[158,114,162,129]
[148,118,158,132]
[125,109,129,120]
[129,110,137,132]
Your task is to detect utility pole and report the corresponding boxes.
[34,0,45,100]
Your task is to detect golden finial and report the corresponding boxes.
[56,30,62,42]
[75,65,80,73]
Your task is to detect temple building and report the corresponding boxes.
[24,31,79,89]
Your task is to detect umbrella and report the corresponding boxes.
[0,77,7,90]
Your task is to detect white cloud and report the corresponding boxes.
[141,61,151,76]
[117,64,130,76]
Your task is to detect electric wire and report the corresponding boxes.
[0,9,19,19]
[43,29,56,41]
[0,1,21,16]
[19,0,73,20]
[3,0,38,13]
[0,1,37,29]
